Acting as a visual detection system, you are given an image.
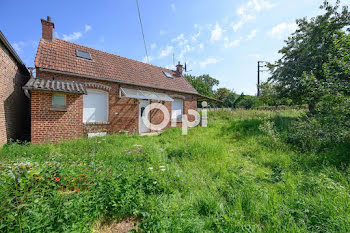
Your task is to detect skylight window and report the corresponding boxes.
[163,71,173,78]
[76,49,91,60]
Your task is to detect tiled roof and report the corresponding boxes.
[35,38,198,95]
[23,77,86,94]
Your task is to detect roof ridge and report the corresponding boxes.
[34,38,44,68]
[54,38,178,73]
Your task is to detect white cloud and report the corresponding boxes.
[191,25,202,42]
[246,29,258,40]
[85,25,92,32]
[59,24,92,42]
[231,15,255,32]
[231,0,275,32]
[142,56,153,63]
[249,53,262,59]
[268,22,297,39]
[210,23,225,42]
[199,43,204,49]
[238,0,276,14]
[151,43,157,49]
[62,32,83,41]
[171,3,176,12]
[159,45,174,58]
[179,45,194,59]
[171,33,188,46]
[12,41,25,52]
[224,37,242,48]
[160,30,167,35]
[199,57,220,68]
[172,33,185,42]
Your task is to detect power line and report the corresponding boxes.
[136,0,149,64]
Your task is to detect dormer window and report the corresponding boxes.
[76,49,91,60]
[163,71,173,78]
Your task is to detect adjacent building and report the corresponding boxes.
[0,31,30,145]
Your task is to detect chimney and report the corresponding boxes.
[176,61,183,75]
[41,16,55,41]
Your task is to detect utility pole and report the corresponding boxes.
[257,61,261,96]
[257,61,268,96]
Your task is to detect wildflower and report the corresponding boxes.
[153,181,157,184]
[148,167,153,170]
[53,177,60,182]
[159,165,165,169]
[160,168,166,172]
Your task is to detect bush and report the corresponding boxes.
[287,96,350,151]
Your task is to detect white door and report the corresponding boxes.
[139,100,150,133]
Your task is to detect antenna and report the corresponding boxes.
[184,62,192,72]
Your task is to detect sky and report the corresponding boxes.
[1,0,347,95]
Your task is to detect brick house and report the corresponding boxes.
[23,17,200,144]
[0,31,30,145]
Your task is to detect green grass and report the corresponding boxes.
[0,109,349,232]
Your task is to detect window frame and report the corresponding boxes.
[51,93,67,111]
[76,49,92,60]
[83,89,109,123]
[171,99,184,121]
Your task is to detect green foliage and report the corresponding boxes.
[259,81,291,106]
[185,74,219,97]
[0,110,349,232]
[267,0,350,152]
[236,95,262,109]
[269,0,350,107]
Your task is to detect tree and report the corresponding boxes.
[223,92,244,108]
[185,74,219,97]
[268,0,350,111]
[214,88,231,102]
[259,81,291,107]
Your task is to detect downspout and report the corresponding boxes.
[24,89,31,98]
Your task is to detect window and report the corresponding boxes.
[172,99,183,119]
[163,71,173,78]
[83,89,108,123]
[76,49,91,60]
[51,94,66,110]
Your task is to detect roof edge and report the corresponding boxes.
[38,68,199,96]
[0,30,29,74]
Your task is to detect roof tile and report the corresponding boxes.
[35,39,198,94]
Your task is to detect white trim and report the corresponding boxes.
[120,87,174,102]
[170,94,185,100]
[139,99,150,134]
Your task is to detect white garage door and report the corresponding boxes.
[83,89,108,123]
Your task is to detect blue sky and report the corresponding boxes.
[1,0,345,95]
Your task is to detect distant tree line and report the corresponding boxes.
[185,74,260,109]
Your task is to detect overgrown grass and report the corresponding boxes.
[0,109,349,232]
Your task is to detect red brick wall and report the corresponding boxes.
[0,41,30,145]
[32,70,197,143]
[31,91,83,144]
